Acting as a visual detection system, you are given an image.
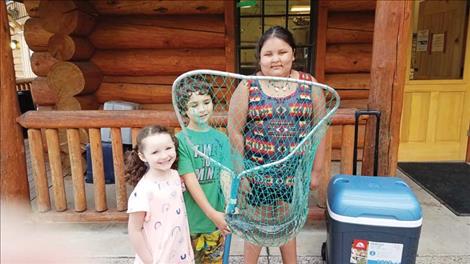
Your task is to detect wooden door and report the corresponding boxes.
[399,1,470,161]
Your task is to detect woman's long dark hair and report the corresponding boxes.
[124,125,178,186]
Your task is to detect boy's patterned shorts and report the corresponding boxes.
[191,230,225,264]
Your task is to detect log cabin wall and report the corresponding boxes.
[315,0,376,160]
[23,0,374,161]
[24,0,233,111]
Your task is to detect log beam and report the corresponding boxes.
[327,0,376,12]
[96,83,172,104]
[325,73,370,89]
[24,18,53,52]
[327,28,373,44]
[31,77,58,106]
[56,94,99,111]
[325,44,372,73]
[48,34,95,61]
[91,49,225,75]
[30,52,58,77]
[48,61,102,96]
[38,0,96,36]
[90,15,224,49]
[90,0,224,15]
[327,11,374,44]
[362,0,412,176]
[23,0,40,18]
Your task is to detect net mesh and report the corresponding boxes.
[172,70,339,247]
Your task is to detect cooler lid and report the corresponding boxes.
[327,175,422,222]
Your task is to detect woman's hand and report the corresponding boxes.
[209,210,231,236]
[310,169,321,191]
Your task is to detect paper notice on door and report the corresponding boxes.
[350,239,403,264]
[416,29,429,52]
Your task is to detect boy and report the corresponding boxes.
[176,79,232,264]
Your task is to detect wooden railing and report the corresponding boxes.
[17,109,363,222]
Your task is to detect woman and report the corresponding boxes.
[227,26,326,264]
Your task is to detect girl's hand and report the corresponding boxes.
[144,212,151,222]
[180,177,187,192]
[210,211,231,236]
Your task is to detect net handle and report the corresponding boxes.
[171,69,341,177]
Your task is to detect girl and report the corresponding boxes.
[228,26,326,263]
[125,125,194,264]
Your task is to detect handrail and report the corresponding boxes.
[17,108,364,129]
[18,108,366,221]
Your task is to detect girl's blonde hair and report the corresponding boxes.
[124,125,178,186]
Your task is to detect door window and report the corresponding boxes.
[237,0,316,75]
[409,0,469,80]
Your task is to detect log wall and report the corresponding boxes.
[316,0,376,109]
[314,0,377,161]
[25,0,374,110]
[23,0,231,111]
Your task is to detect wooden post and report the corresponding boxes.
[0,1,30,210]
[27,129,51,212]
[89,128,107,212]
[340,125,355,174]
[111,128,127,211]
[224,0,235,72]
[317,127,332,208]
[362,1,412,176]
[314,0,328,82]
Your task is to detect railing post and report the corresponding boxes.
[28,129,51,212]
[45,128,67,211]
[318,126,333,208]
[340,125,355,174]
[67,129,87,212]
[111,128,127,211]
[89,128,107,212]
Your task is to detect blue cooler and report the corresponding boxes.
[325,175,422,264]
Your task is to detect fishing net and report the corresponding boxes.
[172,70,339,247]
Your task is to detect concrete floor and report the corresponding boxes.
[4,169,468,263]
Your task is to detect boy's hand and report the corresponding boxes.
[210,211,231,236]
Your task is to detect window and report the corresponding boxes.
[409,0,469,80]
[237,0,317,75]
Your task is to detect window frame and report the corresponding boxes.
[236,0,318,75]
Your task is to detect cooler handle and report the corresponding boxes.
[353,110,381,176]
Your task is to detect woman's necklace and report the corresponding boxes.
[267,71,292,92]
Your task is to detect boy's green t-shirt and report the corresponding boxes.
[176,128,232,235]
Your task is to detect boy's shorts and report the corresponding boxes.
[191,230,225,264]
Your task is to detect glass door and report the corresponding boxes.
[237,0,317,75]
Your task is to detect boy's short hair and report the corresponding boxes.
[176,78,215,116]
